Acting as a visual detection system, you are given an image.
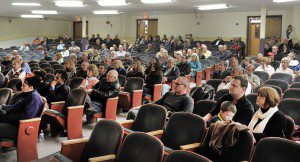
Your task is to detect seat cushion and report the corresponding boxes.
[51,153,73,162]
[45,109,66,120]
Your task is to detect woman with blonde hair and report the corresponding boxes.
[91,50,101,61]
[255,57,275,75]
[189,53,202,78]
[54,52,63,64]
[64,60,76,78]
[80,64,99,91]
[248,86,286,142]
[127,59,145,79]
[113,59,126,76]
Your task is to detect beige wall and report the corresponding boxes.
[87,16,122,39]
[0,18,73,40]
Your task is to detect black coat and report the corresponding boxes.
[47,84,69,104]
[212,70,231,79]
[90,79,120,105]
[163,66,180,83]
[145,73,163,94]
[177,62,191,76]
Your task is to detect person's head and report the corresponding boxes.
[33,70,46,81]
[283,44,288,51]
[174,76,188,94]
[118,45,124,52]
[272,46,278,54]
[82,52,88,60]
[263,57,271,66]
[287,25,292,31]
[106,70,118,83]
[102,43,107,50]
[257,86,280,109]
[191,53,199,62]
[219,101,237,122]
[87,64,99,78]
[231,67,243,77]
[151,57,159,65]
[69,53,77,62]
[22,75,41,92]
[283,38,289,45]
[12,50,18,56]
[201,44,208,51]
[174,51,183,60]
[281,59,289,70]
[161,49,169,58]
[167,57,175,68]
[64,60,75,70]
[115,34,119,38]
[229,76,248,98]
[60,39,64,44]
[54,70,68,84]
[81,62,89,71]
[287,52,295,60]
[113,60,124,69]
[55,52,62,60]
[104,57,111,66]
[230,57,239,67]
[132,59,143,72]
[244,57,252,67]
[151,62,162,76]
[12,59,22,71]
[5,54,12,61]
[14,54,21,60]
[246,64,255,75]
[218,45,224,52]
[124,53,131,60]
[218,61,227,71]
[257,53,263,61]
[98,64,107,75]
[264,43,270,49]
[181,55,187,63]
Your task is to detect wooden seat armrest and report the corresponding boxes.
[61,138,88,146]
[133,89,143,93]
[89,154,116,162]
[119,91,130,95]
[119,120,134,129]
[51,101,66,105]
[180,142,201,151]
[67,105,84,110]
[50,101,65,113]
[146,130,163,139]
[19,117,41,123]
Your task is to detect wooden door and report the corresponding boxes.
[148,20,158,37]
[73,21,88,40]
[136,19,158,39]
[137,20,146,38]
[249,23,261,55]
[265,16,282,43]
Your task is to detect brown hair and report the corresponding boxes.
[258,86,281,108]
[220,101,237,113]
[87,64,99,77]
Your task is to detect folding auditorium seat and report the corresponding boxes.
[290,82,300,88]
[93,97,119,121]
[285,115,296,140]
[118,75,126,89]
[270,73,293,85]
[88,132,164,162]
[144,83,163,102]
[28,61,38,66]
[164,150,212,162]
[151,112,206,156]
[43,67,55,74]
[50,120,124,162]
[214,89,229,101]
[39,63,52,69]
[194,59,212,85]
[246,93,259,112]
[118,77,144,110]
[253,71,269,83]
[265,79,289,93]
[196,124,254,162]
[6,78,22,92]
[0,88,13,105]
[253,84,282,97]
[0,97,47,162]
[120,104,167,137]
[43,88,87,139]
[50,61,60,66]
[193,100,217,117]
[31,67,41,72]
[251,137,300,162]
[52,64,64,71]
[29,63,39,68]
[207,56,219,70]
[206,79,222,91]
[283,88,300,99]
[278,98,300,127]
[68,77,84,90]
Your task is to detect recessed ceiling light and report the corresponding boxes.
[12,2,41,6]
[54,1,85,7]
[98,0,128,6]
[93,10,119,14]
[21,14,44,18]
[31,10,58,14]
[141,0,174,4]
[273,0,298,3]
[198,4,229,10]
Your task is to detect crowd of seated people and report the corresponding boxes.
[0,33,300,161]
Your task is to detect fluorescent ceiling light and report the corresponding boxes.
[198,4,229,10]
[21,14,44,18]
[55,1,85,7]
[93,10,119,14]
[12,2,41,6]
[31,10,58,14]
[250,20,261,23]
[273,0,298,3]
[141,0,174,4]
[98,0,128,6]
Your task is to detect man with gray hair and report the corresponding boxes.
[14,55,31,74]
[127,76,194,119]
[162,57,180,96]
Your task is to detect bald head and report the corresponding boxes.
[106,70,118,83]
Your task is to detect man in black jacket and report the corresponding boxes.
[46,70,69,105]
[85,70,120,123]
[177,55,191,76]
[203,76,254,125]
[212,61,231,79]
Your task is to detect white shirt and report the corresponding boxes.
[217,80,252,96]
[61,50,70,57]
[6,68,26,81]
[275,67,294,76]
[255,65,275,76]
[116,50,126,57]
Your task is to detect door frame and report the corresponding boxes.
[73,21,89,40]
[246,15,282,55]
[136,19,158,39]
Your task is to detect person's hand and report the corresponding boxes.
[50,81,57,87]
[162,77,167,83]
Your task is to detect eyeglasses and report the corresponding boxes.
[175,82,185,86]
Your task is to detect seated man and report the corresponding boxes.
[177,55,191,76]
[0,75,43,140]
[46,70,69,105]
[162,57,180,96]
[6,59,26,81]
[127,76,194,119]
[245,64,261,89]
[76,62,89,79]
[207,101,237,127]
[204,76,254,125]
[14,55,31,74]
[85,70,120,123]
[212,61,231,79]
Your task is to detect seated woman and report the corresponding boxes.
[80,64,99,91]
[255,57,275,76]
[113,60,127,76]
[53,52,63,64]
[248,86,287,143]
[127,60,145,79]
[144,62,163,97]
[64,60,76,78]
[145,57,159,75]
[189,53,202,78]
[0,75,43,140]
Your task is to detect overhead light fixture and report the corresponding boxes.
[198,4,229,10]
[250,19,261,23]
[12,2,41,6]
[93,10,119,14]
[31,10,58,14]
[21,14,44,18]
[273,0,298,3]
[54,1,85,7]
[98,0,128,6]
[141,0,174,4]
